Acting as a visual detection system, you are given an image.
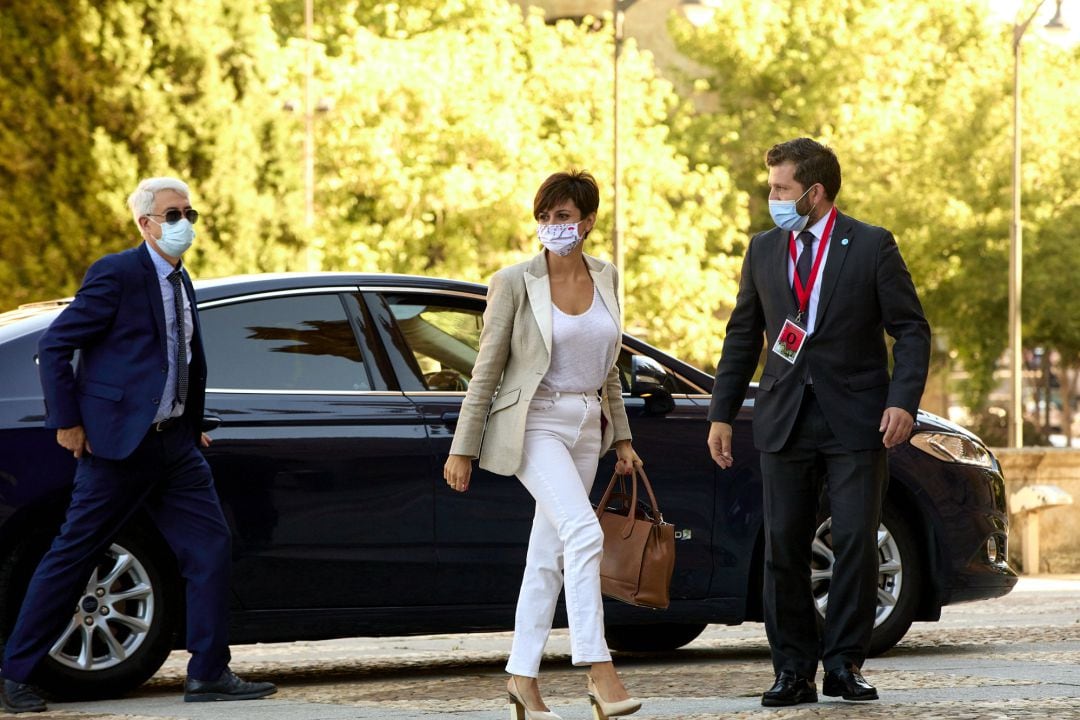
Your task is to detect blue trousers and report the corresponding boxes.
[1,422,232,683]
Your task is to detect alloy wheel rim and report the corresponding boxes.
[811,518,903,627]
[49,543,155,671]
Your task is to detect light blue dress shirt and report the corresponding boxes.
[145,243,193,422]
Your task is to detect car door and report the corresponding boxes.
[363,289,535,606]
[198,289,435,609]
[599,347,716,600]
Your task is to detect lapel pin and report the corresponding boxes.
[841,238,849,246]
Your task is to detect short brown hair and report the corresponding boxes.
[766,138,842,201]
[533,170,599,220]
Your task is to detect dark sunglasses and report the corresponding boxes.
[147,208,199,225]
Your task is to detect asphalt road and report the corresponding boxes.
[30,576,1080,719]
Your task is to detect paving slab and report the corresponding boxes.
[29,576,1080,720]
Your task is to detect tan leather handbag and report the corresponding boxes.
[594,468,675,609]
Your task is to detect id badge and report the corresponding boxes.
[772,316,808,364]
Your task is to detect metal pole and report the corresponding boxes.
[304,0,316,270]
[1009,27,1023,448]
[612,1,625,321]
[1009,0,1049,447]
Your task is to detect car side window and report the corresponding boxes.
[381,294,483,391]
[200,294,371,391]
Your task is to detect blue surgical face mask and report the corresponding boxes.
[768,184,818,232]
[148,217,195,257]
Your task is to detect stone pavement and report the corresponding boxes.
[20,576,1080,719]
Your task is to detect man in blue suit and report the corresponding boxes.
[0,178,275,713]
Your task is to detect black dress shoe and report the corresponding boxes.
[184,667,277,702]
[0,679,47,713]
[822,665,878,701]
[761,671,818,707]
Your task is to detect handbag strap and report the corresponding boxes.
[595,467,664,537]
[595,472,623,517]
[635,467,663,519]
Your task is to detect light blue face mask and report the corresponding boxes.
[768,184,818,232]
[148,217,196,257]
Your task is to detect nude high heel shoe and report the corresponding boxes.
[587,675,642,720]
[507,676,562,720]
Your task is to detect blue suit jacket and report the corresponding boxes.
[38,244,208,460]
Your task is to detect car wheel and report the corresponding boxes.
[604,622,707,652]
[0,530,178,699]
[811,506,921,657]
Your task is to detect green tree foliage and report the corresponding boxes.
[1024,41,1080,359]
[5,0,1074,404]
[2,0,741,369]
[0,0,305,308]
[274,1,745,367]
[670,0,1079,408]
[0,1,130,307]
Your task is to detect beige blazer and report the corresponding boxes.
[449,252,633,476]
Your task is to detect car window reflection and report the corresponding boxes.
[201,294,370,391]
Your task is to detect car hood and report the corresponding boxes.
[915,408,988,446]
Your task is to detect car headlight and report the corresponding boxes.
[909,432,994,469]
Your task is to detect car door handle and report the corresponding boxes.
[202,415,222,432]
[441,412,460,426]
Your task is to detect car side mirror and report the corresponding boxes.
[630,355,675,416]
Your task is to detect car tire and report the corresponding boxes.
[604,622,707,652]
[0,528,178,699]
[867,508,921,656]
[811,505,921,658]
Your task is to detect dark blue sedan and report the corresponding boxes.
[0,273,1016,698]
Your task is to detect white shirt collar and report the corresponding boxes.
[800,205,838,243]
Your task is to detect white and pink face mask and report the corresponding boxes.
[536,222,582,256]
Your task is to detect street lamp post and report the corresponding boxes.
[612,0,640,322]
[1009,0,1067,447]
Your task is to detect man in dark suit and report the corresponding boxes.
[707,139,930,706]
[0,178,275,713]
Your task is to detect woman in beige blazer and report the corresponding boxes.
[444,171,643,720]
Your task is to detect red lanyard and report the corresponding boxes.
[789,207,837,318]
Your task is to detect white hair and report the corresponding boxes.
[126,177,191,228]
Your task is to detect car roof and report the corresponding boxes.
[194,272,489,302]
[0,273,491,339]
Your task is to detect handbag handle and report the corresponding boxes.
[595,467,663,537]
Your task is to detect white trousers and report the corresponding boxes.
[505,390,612,677]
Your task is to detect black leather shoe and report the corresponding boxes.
[822,665,878,701]
[761,671,818,707]
[0,679,47,713]
[184,667,277,702]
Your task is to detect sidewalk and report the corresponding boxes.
[37,574,1080,719]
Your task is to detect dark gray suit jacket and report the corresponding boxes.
[708,211,931,452]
